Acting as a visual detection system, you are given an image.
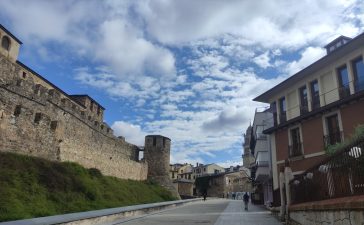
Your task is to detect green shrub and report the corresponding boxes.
[325,124,364,155]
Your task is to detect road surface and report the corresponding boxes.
[105,199,282,225]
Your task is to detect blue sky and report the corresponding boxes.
[1,0,363,167]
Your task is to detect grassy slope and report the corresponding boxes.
[0,152,176,222]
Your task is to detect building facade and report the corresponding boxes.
[253,34,364,202]
[246,108,274,205]
[193,163,224,179]
[195,168,251,198]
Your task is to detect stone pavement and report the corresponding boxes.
[106,199,282,225]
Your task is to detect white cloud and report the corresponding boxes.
[111,121,147,146]
[96,19,176,78]
[202,107,248,132]
[135,0,361,48]
[286,47,326,75]
[253,51,271,69]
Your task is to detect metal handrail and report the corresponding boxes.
[288,142,303,157]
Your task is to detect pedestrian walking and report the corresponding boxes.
[203,190,207,201]
[243,192,249,211]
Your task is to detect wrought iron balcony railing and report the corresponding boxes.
[279,113,287,123]
[338,84,351,99]
[324,131,344,147]
[288,142,303,157]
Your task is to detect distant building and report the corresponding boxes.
[193,163,224,179]
[245,108,274,206]
[242,125,255,170]
[195,168,252,198]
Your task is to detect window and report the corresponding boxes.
[13,105,21,117]
[153,137,156,146]
[279,97,286,123]
[1,36,10,50]
[50,121,58,131]
[310,80,320,110]
[324,114,342,147]
[22,72,27,79]
[203,168,206,172]
[90,101,94,111]
[289,127,302,157]
[299,86,308,114]
[271,101,277,126]
[337,65,350,98]
[34,113,42,124]
[172,172,175,178]
[352,57,364,92]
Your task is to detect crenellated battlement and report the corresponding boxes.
[0,55,117,139]
[0,37,146,180]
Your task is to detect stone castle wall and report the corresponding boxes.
[0,54,147,180]
[144,135,180,199]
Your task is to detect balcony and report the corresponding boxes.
[256,132,267,140]
[299,104,309,115]
[338,84,351,99]
[323,131,343,147]
[279,112,287,123]
[311,95,320,110]
[288,142,303,158]
[354,79,364,93]
[273,112,278,126]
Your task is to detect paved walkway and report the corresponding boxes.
[106,199,282,225]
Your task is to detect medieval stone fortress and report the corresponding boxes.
[0,24,179,198]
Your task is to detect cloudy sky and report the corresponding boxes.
[1,0,363,167]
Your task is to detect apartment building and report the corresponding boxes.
[195,168,252,197]
[254,34,364,199]
[247,108,274,205]
[242,125,255,169]
[193,163,224,179]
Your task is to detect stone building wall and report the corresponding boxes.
[0,54,147,180]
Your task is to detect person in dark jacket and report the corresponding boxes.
[243,192,249,211]
[203,190,207,201]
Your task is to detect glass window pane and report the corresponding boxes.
[338,66,349,85]
[353,57,364,91]
[279,97,286,112]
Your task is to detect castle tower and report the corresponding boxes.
[0,24,22,62]
[144,135,180,199]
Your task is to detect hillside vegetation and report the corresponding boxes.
[0,152,176,222]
